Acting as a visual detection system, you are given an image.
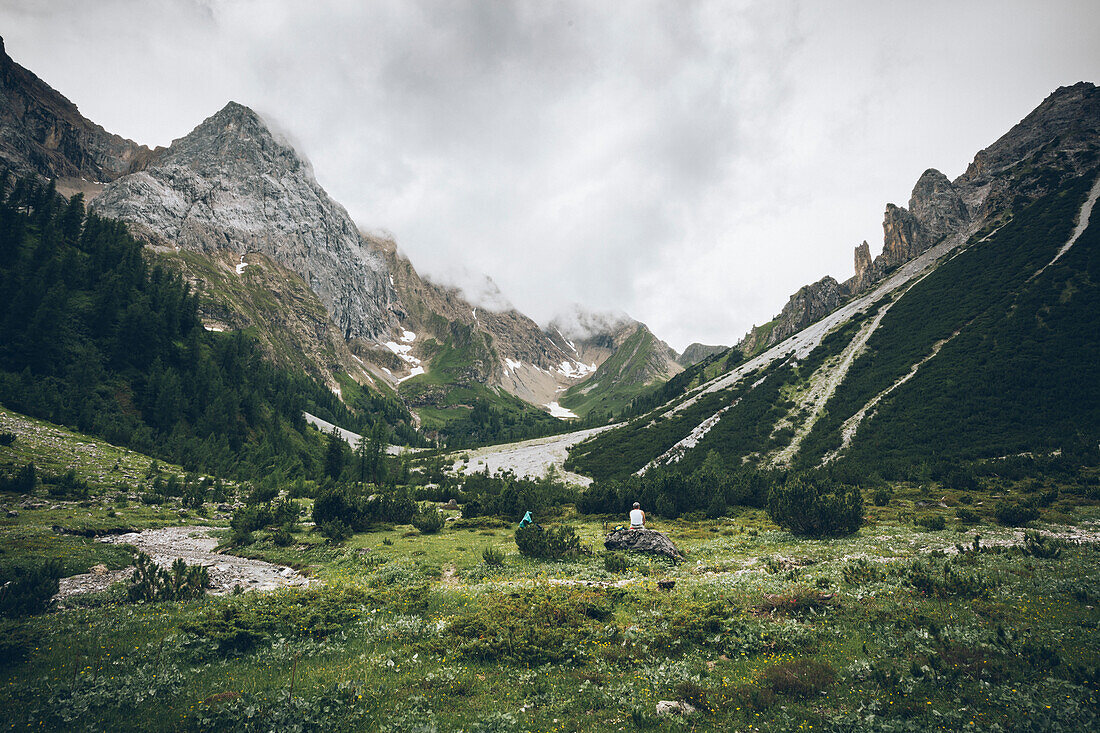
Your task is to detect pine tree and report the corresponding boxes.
[324,428,346,480]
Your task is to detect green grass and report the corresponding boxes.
[3,407,1100,731]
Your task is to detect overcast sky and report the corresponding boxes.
[3,1,1098,350]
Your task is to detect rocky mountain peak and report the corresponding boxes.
[908,168,969,240]
[155,101,310,179]
[92,102,398,341]
[962,81,1100,185]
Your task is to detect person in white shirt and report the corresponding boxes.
[629,502,645,530]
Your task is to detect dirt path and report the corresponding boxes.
[55,526,314,600]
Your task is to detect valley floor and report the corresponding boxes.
[2,408,1099,731]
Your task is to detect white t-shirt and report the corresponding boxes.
[629,508,644,527]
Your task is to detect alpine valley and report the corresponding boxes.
[2,27,1100,733]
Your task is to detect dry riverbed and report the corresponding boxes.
[55,525,313,600]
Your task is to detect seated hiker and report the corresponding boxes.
[629,502,645,530]
[519,510,533,528]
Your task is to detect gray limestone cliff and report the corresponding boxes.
[92,102,398,341]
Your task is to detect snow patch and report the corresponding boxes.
[398,366,425,383]
[504,358,523,373]
[203,324,225,332]
[384,341,421,367]
[235,254,248,275]
[545,402,579,419]
[400,330,417,343]
[556,360,597,379]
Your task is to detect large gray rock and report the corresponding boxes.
[604,528,684,562]
[92,102,398,341]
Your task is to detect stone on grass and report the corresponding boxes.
[604,528,684,562]
[656,700,697,717]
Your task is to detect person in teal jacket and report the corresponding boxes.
[519,510,533,528]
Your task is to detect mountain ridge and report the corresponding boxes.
[568,82,1100,481]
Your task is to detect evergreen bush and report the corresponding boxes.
[127,552,208,602]
[994,501,1039,527]
[411,504,445,534]
[766,473,863,537]
[514,523,588,559]
[0,558,62,617]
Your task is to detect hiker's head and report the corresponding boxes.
[633,502,640,509]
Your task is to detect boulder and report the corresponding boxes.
[655,700,697,717]
[604,528,684,562]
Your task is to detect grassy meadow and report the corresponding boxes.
[2,408,1099,731]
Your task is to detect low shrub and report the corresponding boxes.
[245,483,278,505]
[872,486,893,506]
[313,485,416,529]
[0,462,36,493]
[127,552,209,603]
[603,552,629,573]
[44,469,90,499]
[320,519,353,544]
[0,619,38,667]
[673,680,712,712]
[994,501,1039,527]
[181,585,368,656]
[915,514,946,531]
[444,585,612,664]
[754,586,835,615]
[0,431,15,446]
[731,683,776,711]
[767,473,863,537]
[481,546,505,566]
[514,523,588,559]
[270,528,294,547]
[1022,530,1064,559]
[0,558,62,617]
[760,658,836,697]
[842,558,886,585]
[904,559,989,599]
[955,507,981,524]
[411,504,445,534]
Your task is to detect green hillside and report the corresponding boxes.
[399,329,567,447]
[798,172,1100,475]
[560,326,673,418]
[567,170,1100,483]
[0,176,409,479]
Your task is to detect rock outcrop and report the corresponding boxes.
[908,168,969,240]
[677,343,728,367]
[738,276,845,356]
[92,102,398,341]
[0,36,157,196]
[604,528,684,562]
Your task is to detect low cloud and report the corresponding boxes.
[4,1,1097,350]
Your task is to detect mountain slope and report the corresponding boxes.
[0,42,695,443]
[0,37,158,197]
[567,83,1100,482]
[557,321,682,418]
[91,102,399,345]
